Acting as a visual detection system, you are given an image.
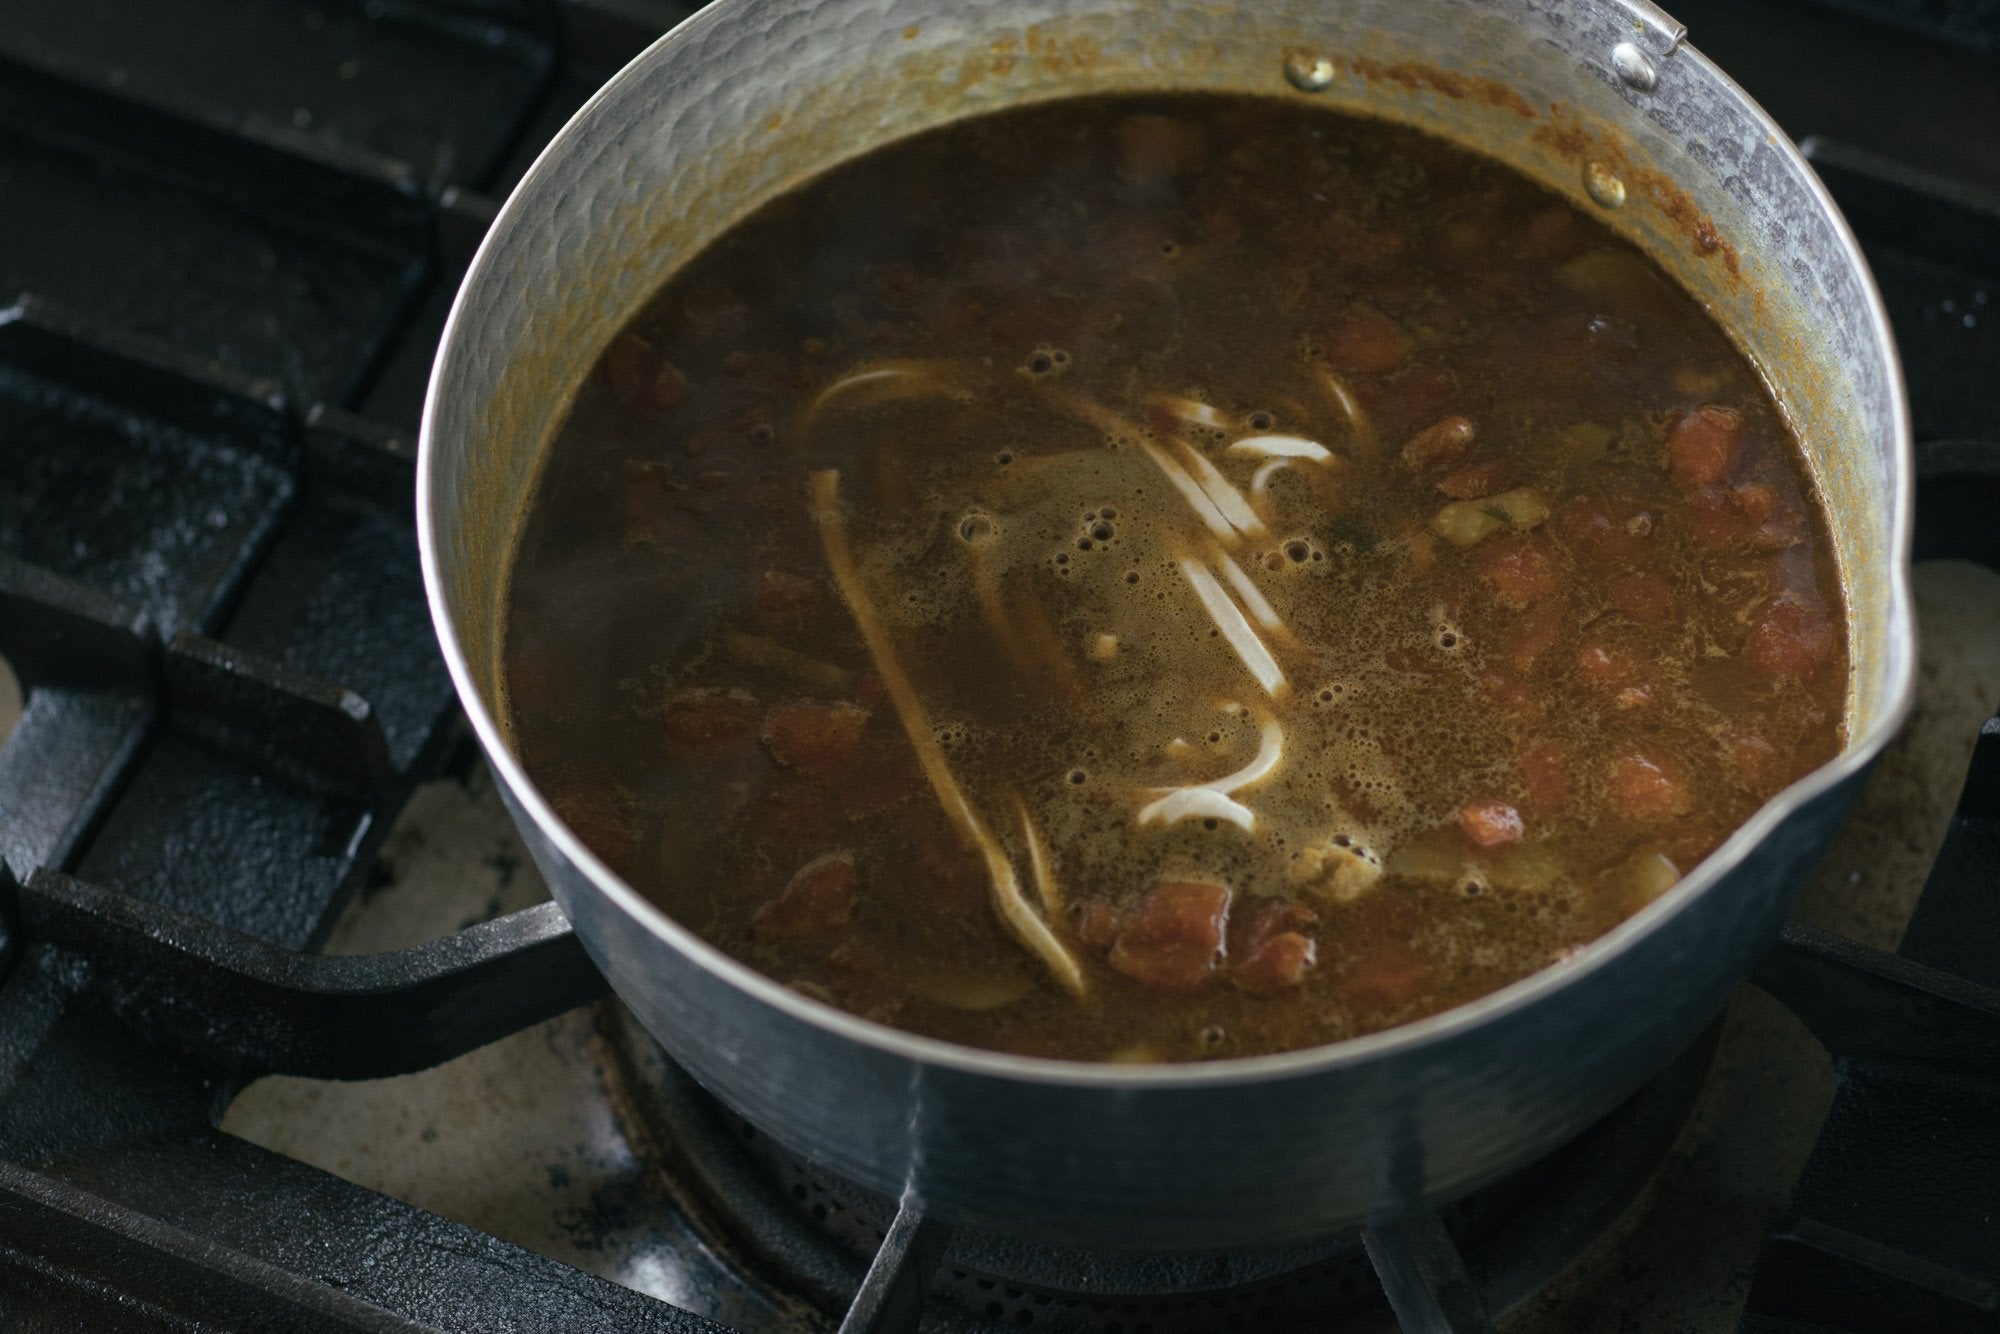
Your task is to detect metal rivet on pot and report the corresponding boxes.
[1584,161,1627,208]
[1283,50,1336,93]
[1611,41,1659,90]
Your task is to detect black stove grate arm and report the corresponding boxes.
[14,869,610,1084]
[1745,1215,1999,1333]
[1362,1209,1498,1334]
[1751,921,2000,1074]
[835,1180,955,1334]
[0,1157,429,1333]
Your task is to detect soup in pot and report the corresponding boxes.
[500,94,1846,1062]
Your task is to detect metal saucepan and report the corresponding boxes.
[419,0,1914,1250]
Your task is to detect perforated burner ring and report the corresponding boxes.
[601,1006,1717,1332]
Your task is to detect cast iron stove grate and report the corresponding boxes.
[0,2,1993,1331]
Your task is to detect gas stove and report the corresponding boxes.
[0,2,1995,1330]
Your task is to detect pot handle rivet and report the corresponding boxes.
[1611,41,1659,90]
[1283,50,1336,93]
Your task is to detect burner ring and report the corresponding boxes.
[600,1006,1718,1331]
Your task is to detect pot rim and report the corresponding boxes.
[417,0,1917,1092]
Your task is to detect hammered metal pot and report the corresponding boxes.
[419,0,1915,1249]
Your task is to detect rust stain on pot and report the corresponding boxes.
[1533,104,1742,279]
[1340,56,1539,120]
[932,26,1108,94]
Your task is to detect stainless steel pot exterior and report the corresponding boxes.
[420,0,1915,1248]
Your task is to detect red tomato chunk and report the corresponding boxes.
[763,700,871,776]
[1437,460,1507,500]
[1743,595,1835,682]
[1232,897,1319,994]
[1459,799,1526,847]
[1473,536,1559,609]
[1667,405,1742,489]
[1607,570,1675,625]
[1559,494,1653,564]
[1325,303,1414,373]
[1606,753,1694,824]
[754,852,860,942]
[1109,881,1232,991]
[1401,415,1477,471]
[1687,483,1800,552]
[1235,932,1318,994]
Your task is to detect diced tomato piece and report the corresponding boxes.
[1473,535,1559,609]
[1365,360,1459,441]
[1234,933,1318,994]
[603,332,690,412]
[753,570,820,622]
[1607,569,1676,624]
[1718,727,1784,787]
[1500,597,1567,675]
[1559,494,1653,564]
[1666,405,1742,489]
[1459,798,1526,847]
[1685,485,1749,550]
[550,792,638,868]
[1517,741,1570,818]
[1731,482,1778,524]
[1742,595,1835,682]
[1575,638,1642,686]
[1337,946,1430,1013]
[753,851,859,942]
[1686,482,1797,552]
[1575,638,1658,709]
[763,700,870,776]
[1109,881,1232,991]
[1234,897,1319,952]
[1605,753,1694,824]
[664,687,761,754]
[1325,303,1414,374]
[1437,460,1508,499]
[1401,416,1477,470]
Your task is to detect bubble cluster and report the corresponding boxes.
[1021,346,1072,377]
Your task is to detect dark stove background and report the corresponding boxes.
[0,2,1993,1331]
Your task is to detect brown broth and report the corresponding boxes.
[500,93,1847,1062]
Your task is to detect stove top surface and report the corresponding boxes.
[0,2,1996,1330]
